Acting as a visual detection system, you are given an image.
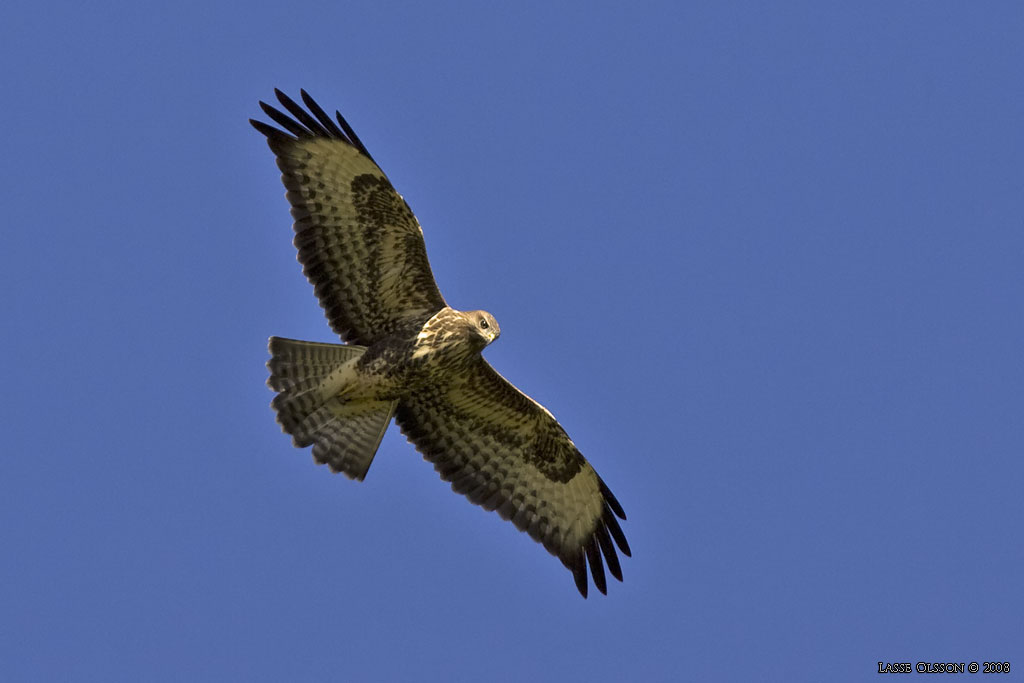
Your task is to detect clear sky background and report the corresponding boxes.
[2,2,1022,681]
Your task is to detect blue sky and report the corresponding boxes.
[2,1,1022,681]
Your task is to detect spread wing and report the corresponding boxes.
[251,89,446,346]
[394,360,631,598]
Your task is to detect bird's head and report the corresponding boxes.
[463,310,500,347]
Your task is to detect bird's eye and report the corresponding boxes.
[479,318,489,329]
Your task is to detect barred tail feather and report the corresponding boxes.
[309,398,397,480]
[267,336,396,480]
[267,336,364,435]
[267,336,366,392]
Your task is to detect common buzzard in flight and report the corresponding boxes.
[252,90,630,597]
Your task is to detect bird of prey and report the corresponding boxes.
[251,89,630,597]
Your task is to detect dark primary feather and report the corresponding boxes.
[585,538,607,595]
[299,90,346,139]
[273,89,330,137]
[251,89,375,162]
[253,89,365,149]
[259,99,309,138]
[596,524,623,582]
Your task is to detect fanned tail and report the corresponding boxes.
[267,336,396,480]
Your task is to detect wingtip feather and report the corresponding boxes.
[599,477,626,520]
[585,538,608,595]
[570,552,589,599]
[596,524,623,582]
[252,89,376,163]
[300,89,346,139]
[604,506,632,557]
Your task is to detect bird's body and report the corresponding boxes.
[252,90,630,597]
